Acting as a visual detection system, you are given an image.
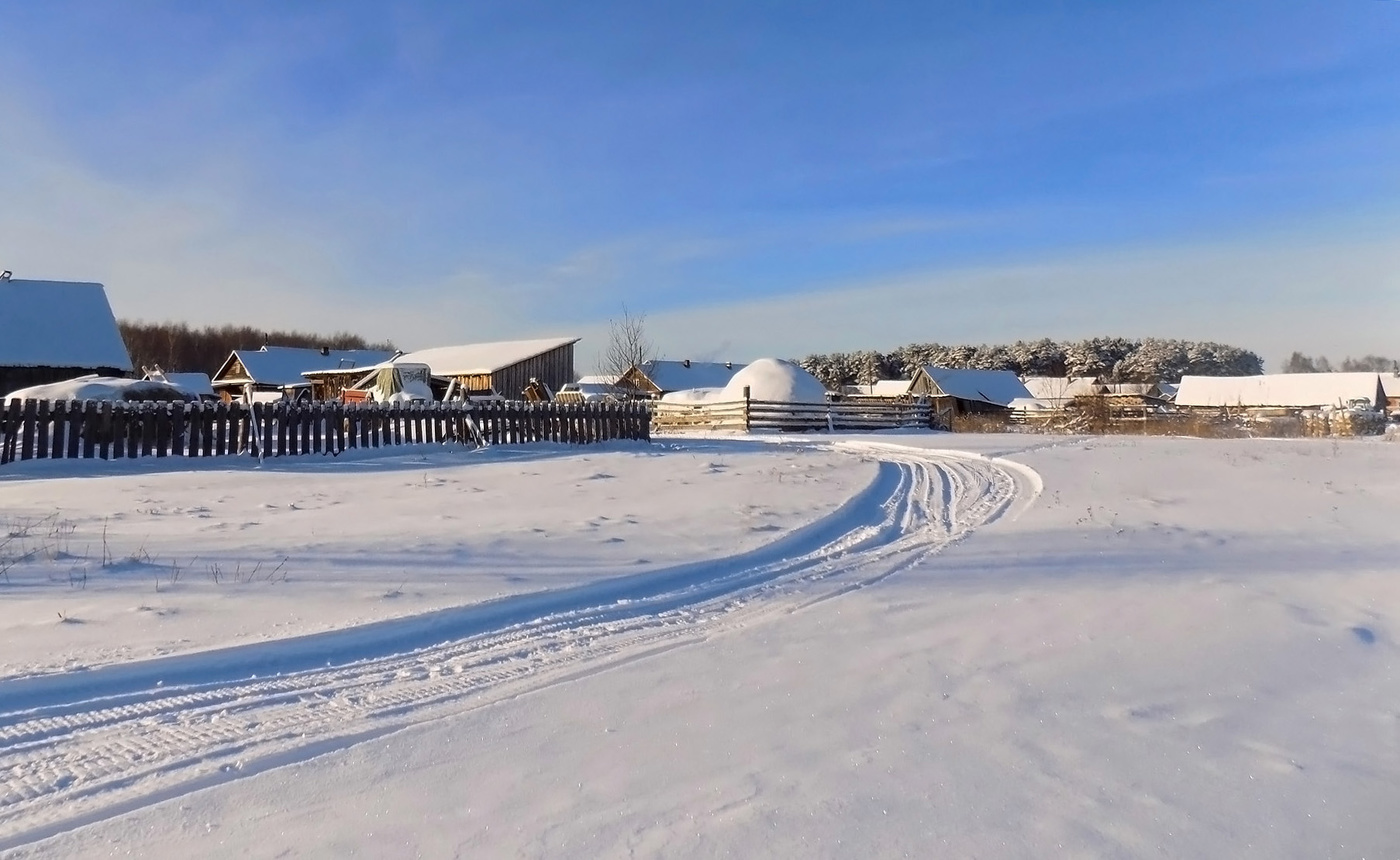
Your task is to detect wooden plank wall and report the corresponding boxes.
[0,399,651,466]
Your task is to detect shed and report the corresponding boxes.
[1021,376,1105,403]
[1381,374,1400,412]
[618,360,746,398]
[909,367,1032,415]
[397,337,578,399]
[0,279,133,397]
[212,346,394,402]
[1175,373,1387,410]
[843,379,917,398]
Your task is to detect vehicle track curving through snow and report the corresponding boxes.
[0,441,1036,851]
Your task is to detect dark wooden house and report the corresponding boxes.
[0,279,133,397]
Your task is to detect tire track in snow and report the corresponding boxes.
[0,443,1035,852]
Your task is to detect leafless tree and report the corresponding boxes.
[599,305,656,380]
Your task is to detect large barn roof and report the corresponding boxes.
[633,359,746,393]
[1175,373,1385,408]
[217,347,395,387]
[920,367,1031,407]
[0,280,132,371]
[397,337,579,377]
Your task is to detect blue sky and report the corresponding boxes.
[1,1,1397,369]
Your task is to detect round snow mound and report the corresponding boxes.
[660,387,724,404]
[720,358,828,404]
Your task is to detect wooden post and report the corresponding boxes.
[141,404,157,457]
[35,400,50,459]
[743,386,751,433]
[214,402,229,457]
[48,400,66,459]
[172,402,188,456]
[155,403,171,457]
[111,402,128,459]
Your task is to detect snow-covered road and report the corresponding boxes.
[0,442,1033,851]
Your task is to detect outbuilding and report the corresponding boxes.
[396,337,579,399]
[1175,373,1387,412]
[908,366,1032,417]
[211,346,395,402]
[0,279,133,397]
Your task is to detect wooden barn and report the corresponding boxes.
[397,337,579,399]
[1383,374,1400,414]
[909,366,1032,418]
[211,346,394,402]
[0,279,133,397]
[1175,373,1387,413]
[618,359,746,398]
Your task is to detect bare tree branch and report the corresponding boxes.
[599,305,656,380]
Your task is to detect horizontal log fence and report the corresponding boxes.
[0,399,651,466]
[651,397,939,434]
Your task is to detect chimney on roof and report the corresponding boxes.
[682,359,691,368]
[319,346,330,356]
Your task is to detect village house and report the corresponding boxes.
[617,359,746,398]
[396,337,579,399]
[0,279,133,397]
[907,366,1032,418]
[211,346,395,403]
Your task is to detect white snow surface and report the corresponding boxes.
[397,337,579,377]
[4,376,196,403]
[0,434,1398,857]
[922,366,1031,406]
[0,281,132,371]
[1176,372,1386,408]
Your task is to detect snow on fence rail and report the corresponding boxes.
[0,399,651,465]
[650,397,938,434]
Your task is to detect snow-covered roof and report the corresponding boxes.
[842,380,912,396]
[1157,382,1179,400]
[397,337,579,377]
[633,360,746,393]
[5,375,197,403]
[920,367,1031,407]
[1175,373,1386,409]
[217,347,395,387]
[0,280,132,371]
[1381,375,1400,398]
[1103,382,1162,397]
[1008,397,1056,411]
[1021,376,1102,400]
[577,374,620,386]
[145,371,215,397]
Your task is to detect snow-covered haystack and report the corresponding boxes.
[5,375,198,403]
[720,359,828,404]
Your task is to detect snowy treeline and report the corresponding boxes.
[798,338,1264,389]
[1281,352,1397,374]
[119,321,396,376]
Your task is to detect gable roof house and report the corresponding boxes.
[1,280,134,398]
[212,346,395,402]
[908,367,1033,416]
[1175,373,1387,412]
[617,360,747,398]
[396,337,579,399]
[1020,376,1106,404]
[1382,374,1400,413]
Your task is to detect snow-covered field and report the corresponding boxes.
[1,433,1397,857]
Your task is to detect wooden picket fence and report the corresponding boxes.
[0,399,652,466]
[651,396,938,434]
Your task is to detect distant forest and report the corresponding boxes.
[1281,352,1397,374]
[798,338,1265,390]
[119,321,396,376]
